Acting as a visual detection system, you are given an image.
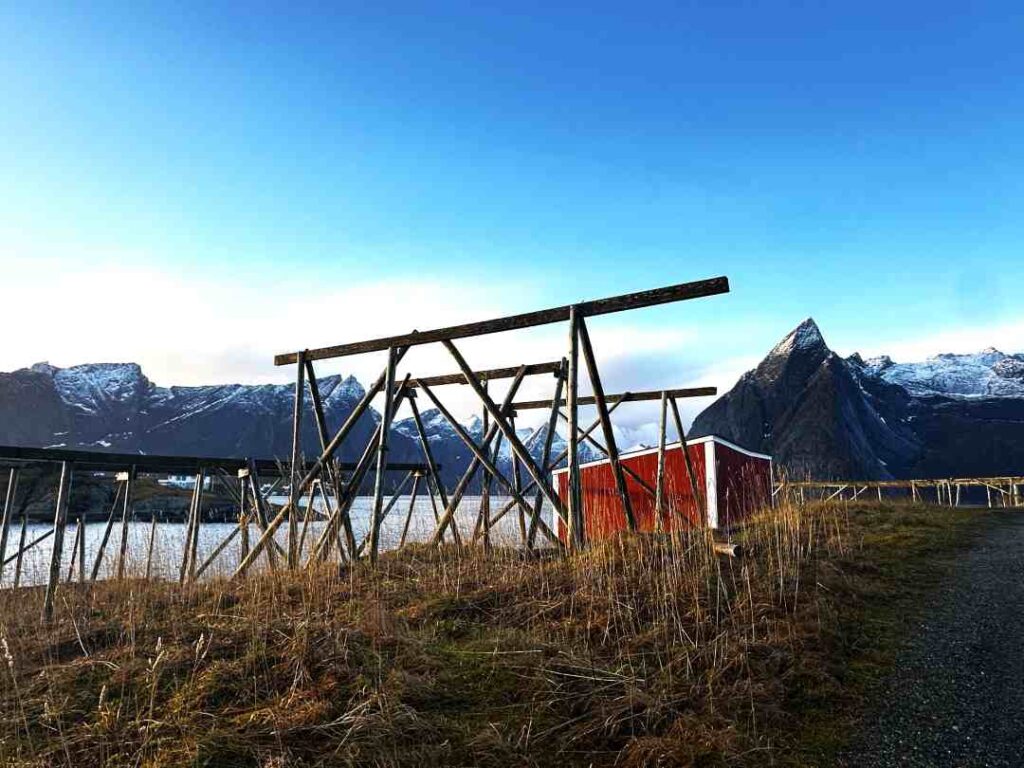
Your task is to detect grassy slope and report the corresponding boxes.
[0,502,984,767]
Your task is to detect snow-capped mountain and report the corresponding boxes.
[855,349,1024,399]
[0,362,598,488]
[692,319,1024,480]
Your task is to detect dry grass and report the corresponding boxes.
[0,500,982,767]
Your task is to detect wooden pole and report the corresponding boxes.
[355,471,415,557]
[195,524,242,579]
[276,276,730,365]
[492,394,630,537]
[288,352,307,568]
[90,481,124,581]
[145,515,158,580]
[66,519,82,582]
[368,347,399,564]
[42,461,73,623]
[512,386,717,410]
[654,392,668,531]
[188,470,206,582]
[77,514,86,583]
[668,397,704,523]
[399,473,423,548]
[556,410,657,497]
[479,383,493,550]
[239,511,250,563]
[527,362,565,549]
[420,373,558,548]
[509,413,528,546]
[239,378,410,577]
[13,512,28,588]
[576,314,636,533]
[407,395,461,547]
[178,474,201,583]
[565,306,584,548]
[432,353,568,542]
[2,528,52,569]
[0,468,18,584]
[245,463,281,568]
[116,467,136,580]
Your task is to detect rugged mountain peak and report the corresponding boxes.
[767,318,827,359]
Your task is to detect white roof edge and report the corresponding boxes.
[552,434,771,475]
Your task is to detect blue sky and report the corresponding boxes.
[2,2,1023,435]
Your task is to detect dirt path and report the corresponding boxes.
[840,511,1024,767]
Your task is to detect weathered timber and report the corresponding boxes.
[367,351,401,563]
[407,361,562,388]
[42,461,73,622]
[577,315,636,532]
[91,481,124,580]
[669,397,704,520]
[512,386,717,410]
[0,444,425,476]
[408,395,460,547]
[655,392,668,530]
[566,306,583,548]
[527,361,565,549]
[0,468,18,583]
[443,341,569,538]
[288,352,307,568]
[115,467,136,580]
[276,276,730,364]
[399,473,423,548]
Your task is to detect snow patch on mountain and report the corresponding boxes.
[851,349,1024,399]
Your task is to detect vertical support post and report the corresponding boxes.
[565,306,584,548]
[878,486,882,502]
[178,473,201,583]
[288,351,307,568]
[399,472,423,548]
[77,515,86,583]
[668,397,704,523]
[509,412,528,546]
[368,346,398,563]
[66,520,82,582]
[654,392,668,531]
[116,467,136,580]
[188,469,205,582]
[145,515,158,580]
[42,461,73,623]
[479,383,493,551]
[528,362,565,549]
[13,512,28,588]
[0,468,18,585]
[911,483,918,504]
[408,394,461,547]
[576,314,636,533]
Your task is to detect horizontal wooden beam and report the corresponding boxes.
[511,386,717,410]
[0,445,433,477]
[407,361,561,388]
[275,276,729,365]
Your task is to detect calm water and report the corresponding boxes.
[1,495,552,588]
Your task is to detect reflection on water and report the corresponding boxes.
[1,495,553,588]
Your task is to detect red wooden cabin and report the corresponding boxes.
[552,435,772,541]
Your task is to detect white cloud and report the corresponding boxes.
[0,250,729,429]
[838,320,1024,364]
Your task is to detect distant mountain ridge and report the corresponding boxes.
[0,361,595,487]
[691,319,1024,480]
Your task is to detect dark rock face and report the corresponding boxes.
[692,320,1024,480]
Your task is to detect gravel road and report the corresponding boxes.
[840,511,1024,767]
